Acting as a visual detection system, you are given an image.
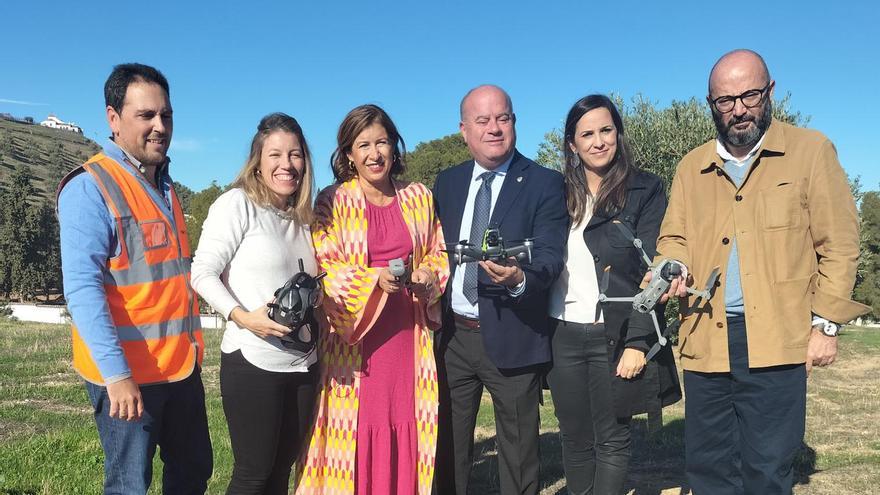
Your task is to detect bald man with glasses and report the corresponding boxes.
[651,49,868,494]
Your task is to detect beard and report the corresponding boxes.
[713,100,772,150]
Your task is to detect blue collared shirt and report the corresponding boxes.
[58,139,174,383]
[450,155,525,318]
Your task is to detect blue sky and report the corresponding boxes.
[2,0,878,192]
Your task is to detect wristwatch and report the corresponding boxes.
[812,316,840,337]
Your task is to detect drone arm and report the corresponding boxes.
[504,244,532,265]
[621,306,659,355]
[600,296,636,303]
[683,286,709,300]
[631,176,668,266]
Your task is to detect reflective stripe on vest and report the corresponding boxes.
[64,153,203,385]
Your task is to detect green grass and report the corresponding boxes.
[842,324,880,348]
[1,321,879,494]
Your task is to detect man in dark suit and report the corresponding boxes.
[433,85,568,495]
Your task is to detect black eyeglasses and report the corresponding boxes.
[710,82,772,113]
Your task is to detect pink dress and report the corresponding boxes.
[356,196,417,494]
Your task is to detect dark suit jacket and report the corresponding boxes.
[579,169,681,416]
[433,151,568,369]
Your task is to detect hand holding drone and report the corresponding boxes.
[445,227,534,266]
[267,258,327,353]
[597,221,720,361]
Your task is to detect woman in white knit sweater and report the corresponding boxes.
[191,113,319,494]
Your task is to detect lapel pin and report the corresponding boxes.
[516,176,523,182]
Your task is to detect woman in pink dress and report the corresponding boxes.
[296,105,449,495]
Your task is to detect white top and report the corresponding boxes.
[191,188,318,372]
[548,203,602,324]
[450,156,513,319]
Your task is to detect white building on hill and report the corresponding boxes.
[40,114,83,134]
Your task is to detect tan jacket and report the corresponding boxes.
[658,119,869,372]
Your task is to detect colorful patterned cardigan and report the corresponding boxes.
[295,178,449,494]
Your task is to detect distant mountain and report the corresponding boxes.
[0,118,101,203]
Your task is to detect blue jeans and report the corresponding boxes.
[85,367,213,495]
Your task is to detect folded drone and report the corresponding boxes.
[597,221,720,360]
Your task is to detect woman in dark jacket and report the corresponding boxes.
[547,94,681,495]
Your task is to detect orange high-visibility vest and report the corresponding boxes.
[59,152,204,385]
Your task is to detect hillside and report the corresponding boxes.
[0,119,101,202]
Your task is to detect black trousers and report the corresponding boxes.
[220,350,318,495]
[436,320,542,495]
[684,316,806,495]
[547,320,631,495]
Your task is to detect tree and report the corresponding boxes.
[21,138,43,168]
[47,142,70,187]
[535,129,564,171]
[173,181,194,214]
[0,164,39,300]
[854,189,880,320]
[401,133,471,188]
[185,182,224,249]
[29,201,62,301]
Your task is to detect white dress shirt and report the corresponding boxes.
[450,156,513,319]
[548,204,603,324]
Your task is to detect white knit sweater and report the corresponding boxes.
[191,188,318,372]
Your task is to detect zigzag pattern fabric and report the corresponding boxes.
[295,178,449,495]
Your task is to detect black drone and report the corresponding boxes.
[596,221,720,360]
[267,258,327,353]
[445,227,534,266]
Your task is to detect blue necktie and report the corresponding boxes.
[463,171,496,304]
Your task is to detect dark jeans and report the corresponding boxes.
[547,320,631,495]
[220,350,317,495]
[684,316,806,495]
[436,321,542,495]
[84,367,213,495]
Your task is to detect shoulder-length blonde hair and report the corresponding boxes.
[231,112,314,224]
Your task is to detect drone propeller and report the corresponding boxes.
[504,237,536,245]
[442,240,474,248]
[703,267,721,295]
[611,221,653,267]
[441,240,475,257]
